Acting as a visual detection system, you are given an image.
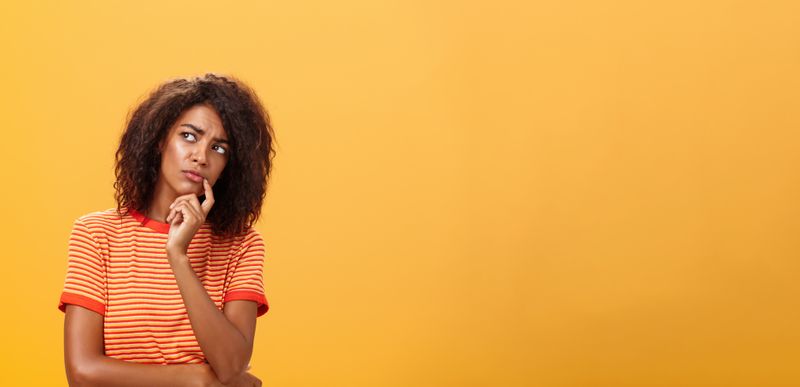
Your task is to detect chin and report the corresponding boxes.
[175,184,200,195]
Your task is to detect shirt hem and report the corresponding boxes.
[224,290,269,317]
[59,292,106,316]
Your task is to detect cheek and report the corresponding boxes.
[168,142,191,160]
[161,144,185,170]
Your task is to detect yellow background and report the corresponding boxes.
[1,1,799,386]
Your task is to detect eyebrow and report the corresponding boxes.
[180,123,229,144]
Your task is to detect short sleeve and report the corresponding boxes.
[223,228,269,317]
[57,218,107,316]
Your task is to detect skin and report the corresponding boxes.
[64,103,263,386]
[165,177,257,384]
[158,103,261,384]
[148,102,231,223]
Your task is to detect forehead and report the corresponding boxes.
[171,104,227,136]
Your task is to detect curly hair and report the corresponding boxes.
[113,73,276,239]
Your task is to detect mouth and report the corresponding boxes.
[183,171,203,183]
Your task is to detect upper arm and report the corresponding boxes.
[223,300,258,357]
[64,304,104,384]
[223,228,269,317]
[219,229,266,368]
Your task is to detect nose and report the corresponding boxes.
[191,147,207,166]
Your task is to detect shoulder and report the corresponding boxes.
[75,207,122,224]
[242,226,263,244]
[232,226,265,255]
[72,207,124,238]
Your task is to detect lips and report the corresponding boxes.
[183,171,203,183]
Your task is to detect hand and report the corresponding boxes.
[165,177,215,258]
[223,369,263,387]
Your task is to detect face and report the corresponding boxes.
[156,103,230,198]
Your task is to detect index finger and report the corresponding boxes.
[201,178,215,214]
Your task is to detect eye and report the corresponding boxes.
[213,144,227,155]
[182,132,227,155]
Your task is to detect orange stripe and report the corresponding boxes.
[58,208,269,364]
[60,292,105,315]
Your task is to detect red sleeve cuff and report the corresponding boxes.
[59,292,105,316]
[224,290,269,317]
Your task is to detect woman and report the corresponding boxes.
[58,73,276,386]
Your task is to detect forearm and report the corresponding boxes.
[79,355,207,387]
[169,254,251,384]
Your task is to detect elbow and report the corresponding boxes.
[218,374,236,386]
[217,368,246,385]
[66,362,93,387]
[216,358,248,385]
[210,338,253,384]
[66,354,103,387]
[217,371,241,385]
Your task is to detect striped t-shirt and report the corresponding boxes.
[57,207,269,364]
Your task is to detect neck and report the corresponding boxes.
[146,179,178,223]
